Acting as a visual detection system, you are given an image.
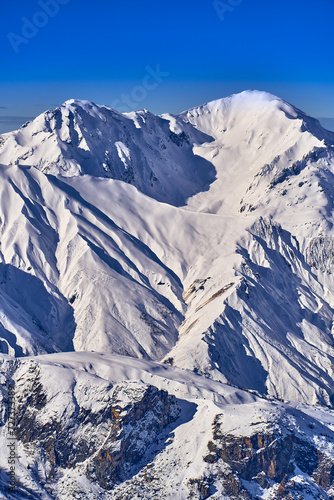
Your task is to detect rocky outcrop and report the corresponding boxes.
[306,234,334,274]
[203,414,334,499]
[87,382,180,489]
[7,361,180,492]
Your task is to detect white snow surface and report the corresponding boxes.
[0,90,334,408]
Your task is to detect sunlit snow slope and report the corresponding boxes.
[0,90,334,406]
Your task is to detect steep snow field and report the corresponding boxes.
[0,90,333,404]
[1,90,334,498]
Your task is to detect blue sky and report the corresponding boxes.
[0,0,334,132]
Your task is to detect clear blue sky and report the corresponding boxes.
[0,0,333,132]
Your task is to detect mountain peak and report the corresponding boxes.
[179,89,334,147]
[183,90,308,124]
[61,98,105,109]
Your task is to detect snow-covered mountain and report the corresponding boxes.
[0,99,215,205]
[1,90,334,498]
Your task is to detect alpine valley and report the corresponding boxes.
[1,90,334,499]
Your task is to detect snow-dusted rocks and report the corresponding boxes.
[1,353,334,499]
[0,357,180,495]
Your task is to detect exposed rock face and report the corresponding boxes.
[1,355,334,499]
[202,413,334,499]
[306,234,334,274]
[4,359,180,494]
[87,383,180,489]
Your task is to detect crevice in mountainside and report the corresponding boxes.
[306,234,334,274]
[195,282,235,312]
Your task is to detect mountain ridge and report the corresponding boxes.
[1,89,334,498]
[0,90,334,404]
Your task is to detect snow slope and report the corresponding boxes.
[0,90,333,409]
